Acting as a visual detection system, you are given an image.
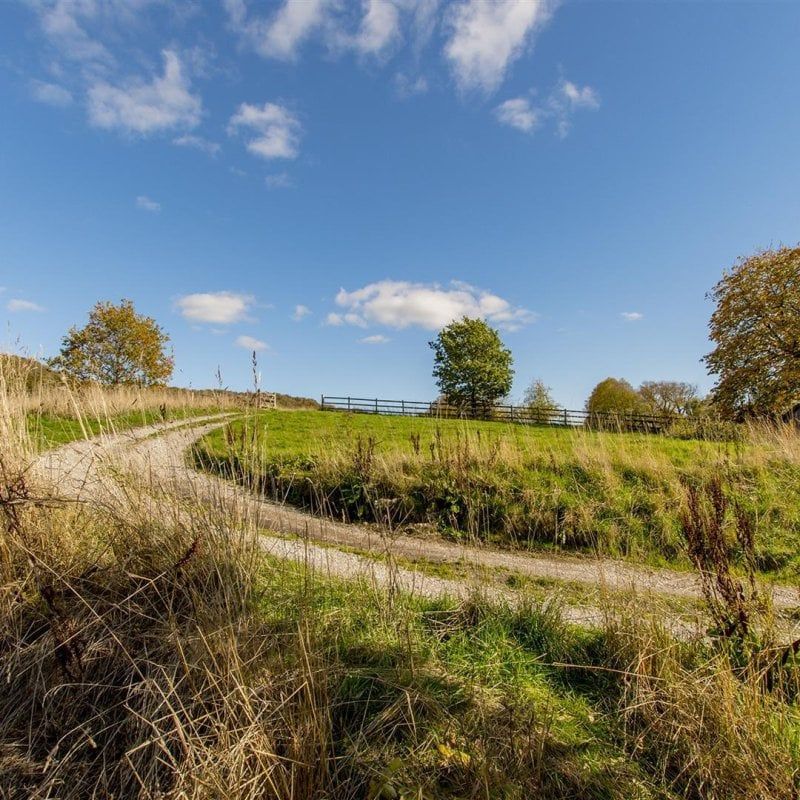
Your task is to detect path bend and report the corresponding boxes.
[31,415,799,630]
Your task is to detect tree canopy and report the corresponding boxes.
[639,381,700,416]
[50,299,173,386]
[585,378,644,415]
[522,379,558,417]
[430,317,513,411]
[704,246,800,418]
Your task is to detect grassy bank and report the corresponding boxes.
[25,407,224,449]
[194,410,800,577]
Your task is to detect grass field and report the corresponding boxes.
[195,409,800,578]
[25,407,222,450]
[3,373,799,797]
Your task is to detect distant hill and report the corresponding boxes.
[273,392,319,409]
[0,355,318,409]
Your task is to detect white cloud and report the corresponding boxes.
[359,334,390,344]
[225,0,331,60]
[135,195,160,212]
[560,79,600,110]
[37,0,114,64]
[227,0,403,60]
[444,0,554,93]
[87,49,202,135]
[176,291,255,324]
[345,0,402,56]
[333,280,536,331]
[265,172,293,189]
[497,79,600,137]
[31,80,73,107]
[550,78,600,137]
[228,102,302,160]
[621,311,644,322]
[495,97,537,132]
[7,299,45,313]
[235,334,268,351]
[292,304,311,321]
[172,134,220,155]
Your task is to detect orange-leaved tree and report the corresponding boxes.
[50,299,173,385]
[704,246,800,418]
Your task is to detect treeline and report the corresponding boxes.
[430,245,800,423]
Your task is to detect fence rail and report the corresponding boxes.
[320,395,686,434]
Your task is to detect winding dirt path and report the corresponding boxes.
[32,416,799,630]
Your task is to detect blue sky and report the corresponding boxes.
[1,1,799,407]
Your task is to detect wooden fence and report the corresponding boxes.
[319,395,684,434]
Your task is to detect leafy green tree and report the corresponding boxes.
[704,246,800,417]
[585,377,644,415]
[430,317,513,413]
[639,381,699,416]
[50,299,173,385]
[522,378,559,420]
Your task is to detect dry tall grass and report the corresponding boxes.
[1,355,239,416]
[1,367,798,798]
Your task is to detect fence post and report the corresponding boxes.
[375,398,379,414]
[401,400,405,415]
[563,408,568,426]
[347,396,351,411]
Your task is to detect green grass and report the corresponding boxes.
[257,558,664,798]
[198,408,732,464]
[27,406,223,450]
[255,556,799,799]
[195,410,800,578]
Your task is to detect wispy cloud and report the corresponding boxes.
[444,0,555,93]
[335,0,402,56]
[560,79,600,110]
[496,78,600,137]
[36,0,115,64]
[135,195,161,212]
[495,97,537,132]
[394,72,428,99]
[175,291,255,324]
[621,311,644,322]
[172,134,220,155]
[235,334,268,351]
[551,78,600,137]
[87,50,202,135]
[359,334,390,344]
[228,102,302,160]
[265,172,293,189]
[224,0,331,60]
[325,311,367,327]
[292,304,311,321]
[332,280,536,331]
[7,299,45,313]
[31,80,73,107]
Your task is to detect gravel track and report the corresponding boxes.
[32,416,799,628]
